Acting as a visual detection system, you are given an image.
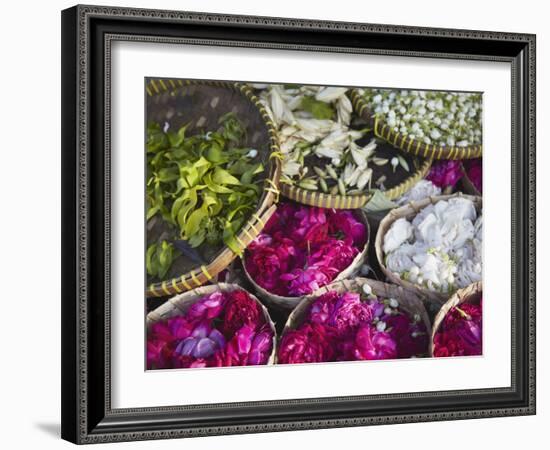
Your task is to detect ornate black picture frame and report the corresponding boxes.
[61,4,536,444]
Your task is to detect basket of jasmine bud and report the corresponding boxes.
[252,83,431,208]
[242,200,370,310]
[430,281,482,357]
[350,88,482,160]
[277,278,431,364]
[145,78,281,298]
[375,193,482,308]
[146,283,276,369]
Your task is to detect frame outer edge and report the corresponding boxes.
[61,5,80,445]
[64,5,537,443]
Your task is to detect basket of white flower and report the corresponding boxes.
[350,89,482,160]
[375,193,482,306]
[253,83,431,208]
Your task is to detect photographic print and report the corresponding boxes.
[145,79,483,370]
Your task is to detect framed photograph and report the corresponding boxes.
[61,4,536,444]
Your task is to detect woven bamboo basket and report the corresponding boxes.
[146,78,282,298]
[146,283,277,365]
[349,89,482,160]
[375,193,482,306]
[430,281,482,356]
[279,278,431,361]
[242,210,371,310]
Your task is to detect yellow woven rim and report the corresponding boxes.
[280,154,431,208]
[349,89,482,160]
[145,78,281,297]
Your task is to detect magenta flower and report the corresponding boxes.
[280,267,331,296]
[278,323,336,364]
[427,159,463,188]
[187,291,226,321]
[464,158,482,193]
[146,290,273,369]
[433,299,482,357]
[353,325,397,360]
[244,202,366,298]
[329,210,367,246]
[213,325,274,366]
[329,292,373,335]
[222,289,262,336]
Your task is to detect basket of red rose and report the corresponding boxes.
[242,200,370,310]
[430,281,482,357]
[146,283,276,369]
[277,278,431,364]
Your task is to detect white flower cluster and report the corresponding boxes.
[383,197,482,293]
[359,88,482,147]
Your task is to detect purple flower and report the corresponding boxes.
[280,267,331,296]
[427,160,463,188]
[353,325,397,360]
[213,325,274,366]
[278,323,336,364]
[175,322,226,359]
[187,292,226,321]
[308,291,372,336]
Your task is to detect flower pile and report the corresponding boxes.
[244,202,367,297]
[359,88,482,147]
[464,158,482,193]
[254,84,407,196]
[384,197,482,293]
[147,290,274,369]
[278,288,428,364]
[433,298,482,357]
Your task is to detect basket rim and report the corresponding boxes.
[145,78,282,298]
[349,89,482,160]
[146,282,278,365]
[374,192,482,305]
[429,281,482,356]
[242,208,371,309]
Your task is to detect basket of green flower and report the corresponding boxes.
[350,88,482,160]
[145,78,281,297]
[252,84,431,208]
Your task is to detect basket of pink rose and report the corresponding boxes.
[430,281,482,357]
[242,200,370,310]
[277,278,431,364]
[375,193,482,308]
[146,283,276,369]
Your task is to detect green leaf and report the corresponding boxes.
[212,167,241,186]
[301,95,335,120]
